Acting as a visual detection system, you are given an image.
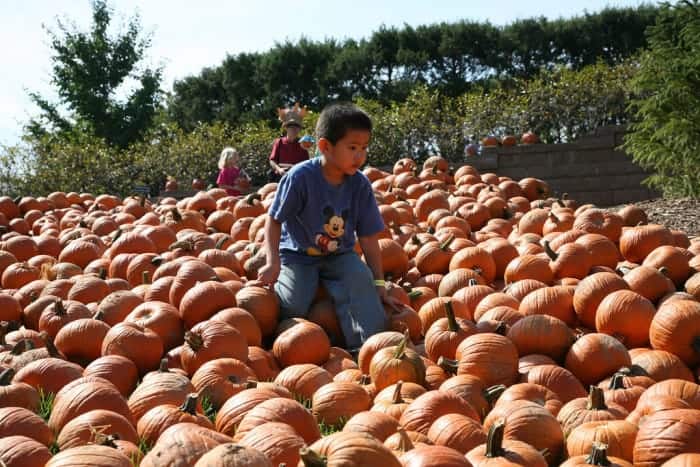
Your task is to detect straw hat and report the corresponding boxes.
[277,102,308,128]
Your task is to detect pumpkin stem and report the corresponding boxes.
[467,278,478,287]
[180,393,199,415]
[215,235,230,250]
[543,240,558,261]
[407,289,422,300]
[393,336,408,360]
[585,442,612,466]
[391,381,404,404]
[439,234,455,251]
[396,428,415,452]
[158,358,170,373]
[0,367,15,385]
[10,339,33,355]
[184,331,203,351]
[41,331,60,357]
[359,374,371,385]
[170,208,182,222]
[692,336,700,355]
[437,357,459,375]
[169,239,194,251]
[608,373,627,390]
[299,447,328,467]
[142,270,151,285]
[484,384,507,404]
[587,386,608,410]
[246,193,261,205]
[444,301,460,333]
[485,420,506,458]
[53,299,66,316]
[493,321,508,336]
[97,433,120,448]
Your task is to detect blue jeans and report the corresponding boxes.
[274,253,387,351]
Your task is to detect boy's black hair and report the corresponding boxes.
[315,103,372,144]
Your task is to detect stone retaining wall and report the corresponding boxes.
[463,125,658,206]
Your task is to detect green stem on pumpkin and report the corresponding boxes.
[215,235,230,249]
[53,299,66,316]
[396,428,415,452]
[180,393,199,415]
[393,336,408,360]
[0,367,15,385]
[587,386,608,410]
[444,301,460,333]
[608,373,627,390]
[484,385,507,404]
[299,447,328,467]
[185,331,203,351]
[493,321,508,336]
[408,290,423,300]
[437,357,459,375]
[439,234,455,251]
[157,358,170,373]
[585,443,612,466]
[10,339,33,355]
[485,420,506,458]
[391,381,404,404]
[543,240,558,261]
[692,336,700,355]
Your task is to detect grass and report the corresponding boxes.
[200,395,217,423]
[318,417,347,436]
[37,389,54,422]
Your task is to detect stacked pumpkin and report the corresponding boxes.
[0,154,698,466]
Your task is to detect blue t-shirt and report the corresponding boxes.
[269,158,385,264]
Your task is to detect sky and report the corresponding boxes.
[0,0,654,147]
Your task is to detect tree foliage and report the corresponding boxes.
[0,61,634,197]
[168,5,658,130]
[27,0,163,148]
[624,0,700,197]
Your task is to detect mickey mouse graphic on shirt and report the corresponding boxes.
[307,206,349,256]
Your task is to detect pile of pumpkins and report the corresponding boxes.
[0,154,698,466]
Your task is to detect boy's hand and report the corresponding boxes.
[377,285,406,313]
[258,261,281,285]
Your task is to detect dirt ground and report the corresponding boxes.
[607,198,700,239]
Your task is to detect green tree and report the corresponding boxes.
[27,0,162,148]
[624,0,700,197]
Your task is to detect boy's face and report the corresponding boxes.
[286,124,301,139]
[320,129,371,176]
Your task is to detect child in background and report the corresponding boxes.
[217,147,250,196]
[258,102,404,353]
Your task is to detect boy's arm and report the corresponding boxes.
[358,234,404,312]
[258,215,282,285]
[358,233,384,282]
